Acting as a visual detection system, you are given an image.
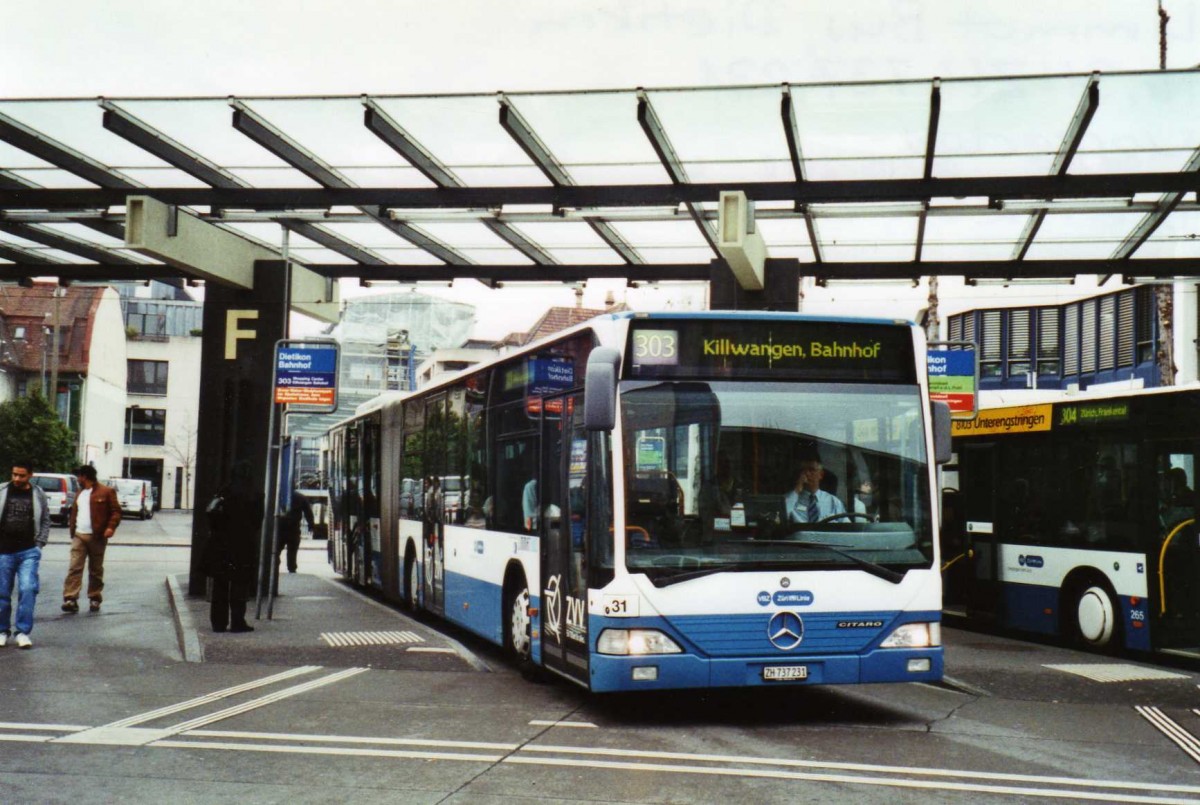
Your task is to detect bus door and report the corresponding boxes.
[539,391,590,684]
[960,442,1001,619]
[1154,446,1200,646]
[423,395,447,616]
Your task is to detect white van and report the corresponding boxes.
[111,478,155,520]
[32,473,79,526]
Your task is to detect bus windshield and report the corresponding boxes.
[620,381,934,584]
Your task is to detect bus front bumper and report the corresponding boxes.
[587,647,943,692]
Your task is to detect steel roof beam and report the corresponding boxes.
[914,79,941,262]
[103,101,246,189]
[9,257,1200,283]
[232,100,471,266]
[0,110,140,189]
[1111,147,1200,262]
[0,242,70,265]
[0,221,141,265]
[0,262,180,281]
[362,96,555,269]
[637,91,720,255]
[276,220,388,265]
[781,86,823,263]
[5,171,1200,210]
[498,96,642,264]
[1013,73,1100,261]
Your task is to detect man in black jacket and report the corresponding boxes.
[277,488,314,574]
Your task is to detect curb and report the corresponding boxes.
[166,574,203,663]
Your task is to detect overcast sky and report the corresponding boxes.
[5,1,1199,338]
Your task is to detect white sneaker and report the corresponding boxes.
[0,633,7,647]
[15,633,31,649]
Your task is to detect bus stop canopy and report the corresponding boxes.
[1,68,1199,286]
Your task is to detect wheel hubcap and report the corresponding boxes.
[1077,587,1113,645]
[510,588,531,657]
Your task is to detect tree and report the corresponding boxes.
[0,391,77,474]
[164,421,198,509]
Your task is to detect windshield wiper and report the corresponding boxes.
[783,540,906,584]
[651,563,742,588]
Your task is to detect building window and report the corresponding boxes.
[980,310,1002,378]
[1098,295,1115,371]
[1036,308,1060,376]
[1117,291,1134,368]
[1007,309,1031,378]
[1080,299,1097,375]
[126,408,166,446]
[1136,286,1155,364]
[128,360,169,396]
[1064,304,1079,376]
[12,325,26,340]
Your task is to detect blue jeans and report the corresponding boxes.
[0,547,41,636]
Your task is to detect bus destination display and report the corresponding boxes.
[627,320,916,383]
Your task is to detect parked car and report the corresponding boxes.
[32,473,79,526]
[110,478,155,520]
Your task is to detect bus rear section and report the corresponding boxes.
[571,316,946,691]
[944,391,1200,655]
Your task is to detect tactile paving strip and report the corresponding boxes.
[1044,663,1190,683]
[320,631,425,647]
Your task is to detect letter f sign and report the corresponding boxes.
[225,310,259,359]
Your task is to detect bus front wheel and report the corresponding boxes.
[1070,583,1121,651]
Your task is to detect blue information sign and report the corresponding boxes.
[275,344,339,407]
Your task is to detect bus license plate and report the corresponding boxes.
[763,665,808,681]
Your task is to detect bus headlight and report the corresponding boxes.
[597,629,683,655]
[880,622,941,649]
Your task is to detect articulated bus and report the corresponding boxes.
[943,387,1200,656]
[325,311,951,692]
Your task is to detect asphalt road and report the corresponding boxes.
[2,512,1199,803]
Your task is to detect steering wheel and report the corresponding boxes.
[818,512,875,524]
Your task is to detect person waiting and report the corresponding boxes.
[784,459,845,524]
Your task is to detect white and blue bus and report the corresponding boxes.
[325,311,951,691]
[943,387,1200,656]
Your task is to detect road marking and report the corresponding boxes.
[503,755,1200,803]
[1045,664,1190,683]
[163,667,368,734]
[529,720,597,729]
[519,744,1200,796]
[406,646,458,654]
[1139,706,1200,764]
[53,668,366,747]
[0,722,88,732]
[154,739,502,763]
[103,666,322,728]
[190,729,518,751]
[321,630,423,647]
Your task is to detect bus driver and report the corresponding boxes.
[784,458,845,524]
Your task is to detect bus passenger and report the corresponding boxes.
[522,479,538,532]
[1161,466,1194,527]
[784,459,845,524]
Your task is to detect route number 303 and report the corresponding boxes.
[633,330,678,365]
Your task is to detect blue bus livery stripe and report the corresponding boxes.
[662,610,903,656]
[1000,580,1152,651]
[618,311,911,326]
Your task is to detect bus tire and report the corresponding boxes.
[505,575,533,665]
[1066,578,1122,652]
[403,544,418,612]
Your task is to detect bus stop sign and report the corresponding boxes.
[274,341,339,411]
[927,344,977,420]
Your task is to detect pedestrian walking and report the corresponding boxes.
[62,465,122,614]
[277,488,314,575]
[204,461,263,633]
[0,461,51,649]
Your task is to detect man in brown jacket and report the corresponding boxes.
[62,465,121,613]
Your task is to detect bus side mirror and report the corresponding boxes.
[931,401,952,465]
[584,347,621,431]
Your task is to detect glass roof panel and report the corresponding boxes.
[542,247,627,265]
[607,220,712,253]
[371,249,452,265]
[504,92,665,184]
[804,156,924,182]
[756,218,816,262]
[646,87,785,161]
[0,141,54,170]
[786,81,931,180]
[1134,210,1200,258]
[508,222,611,249]
[816,215,919,246]
[458,248,533,266]
[921,241,1022,261]
[4,168,93,188]
[39,223,124,246]
[340,167,433,188]
[821,243,916,262]
[321,221,443,250]
[1022,211,1144,259]
[923,214,1028,252]
[935,75,1089,178]
[0,100,167,172]
[369,96,544,183]
[1073,72,1200,174]
[117,168,211,188]
[226,168,323,189]
[418,221,528,250]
